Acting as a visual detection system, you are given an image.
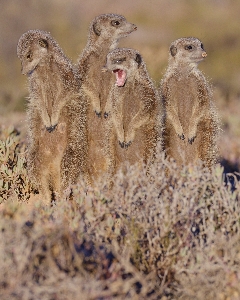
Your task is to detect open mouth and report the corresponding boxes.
[113,69,127,87]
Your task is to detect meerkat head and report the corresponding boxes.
[89,14,137,44]
[169,37,207,66]
[17,30,53,76]
[103,48,142,87]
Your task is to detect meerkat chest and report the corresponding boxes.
[87,54,113,99]
[33,66,64,115]
[113,83,140,122]
[168,74,199,117]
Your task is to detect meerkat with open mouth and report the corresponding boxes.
[103,48,163,178]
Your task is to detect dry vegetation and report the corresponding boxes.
[1,0,240,299]
[0,127,240,299]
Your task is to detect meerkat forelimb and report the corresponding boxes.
[160,37,219,166]
[103,48,163,176]
[77,14,137,116]
[76,14,137,182]
[17,30,89,203]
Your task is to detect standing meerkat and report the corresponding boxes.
[17,30,88,203]
[76,14,137,181]
[160,37,219,167]
[103,48,162,177]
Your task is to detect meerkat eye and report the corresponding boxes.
[114,57,126,64]
[184,45,194,51]
[26,52,33,61]
[201,43,204,50]
[38,39,48,48]
[111,20,121,27]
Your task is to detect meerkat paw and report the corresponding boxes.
[119,140,125,148]
[178,133,185,140]
[94,110,102,118]
[188,128,197,144]
[125,131,135,145]
[124,141,132,148]
[104,112,109,119]
[46,124,57,133]
[119,140,132,149]
[188,135,196,144]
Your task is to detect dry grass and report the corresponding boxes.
[0,126,240,299]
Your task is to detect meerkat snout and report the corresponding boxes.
[133,25,137,31]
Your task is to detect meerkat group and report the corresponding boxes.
[17,14,219,202]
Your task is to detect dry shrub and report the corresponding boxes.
[73,154,240,299]
[0,126,31,203]
[0,128,240,299]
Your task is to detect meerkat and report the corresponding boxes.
[160,37,219,167]
[103,48,162,177]
[17,30,88,203]
[76,14,137,181]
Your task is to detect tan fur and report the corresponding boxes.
[160,37,219,167]
[103,48,163,178]
[17,30,88,203]
[76,14,137,182]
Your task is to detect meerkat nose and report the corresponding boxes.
[202,52,207,58]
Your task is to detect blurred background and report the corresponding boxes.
[0,0,239,172]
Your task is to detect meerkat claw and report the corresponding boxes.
[124,141,132,149]
[119,141,125,148]
[188,136,196,144]
[46,124,57,133]
[95,111,101,118]
[178,133,185,140]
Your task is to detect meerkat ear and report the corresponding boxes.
[135,53,142,67]
[92,21,101,36]
[170,45,177,57]
[38,39,48,48]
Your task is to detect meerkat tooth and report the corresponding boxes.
[103,47,164,180]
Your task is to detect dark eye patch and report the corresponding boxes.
[184,44,194,51]
[201,43,204,50]
[111,20,121,27]
[113,57,126,64]
[38,39,48,48]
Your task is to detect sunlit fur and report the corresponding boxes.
[17,30,89,203]
[104,48,163,180]
[76,14,137,182]
[160,37,219,167]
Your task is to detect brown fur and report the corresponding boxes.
[103,48,163,178]
[160,37,219,167]
[17,30,88,203]
[76,14,137,182]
